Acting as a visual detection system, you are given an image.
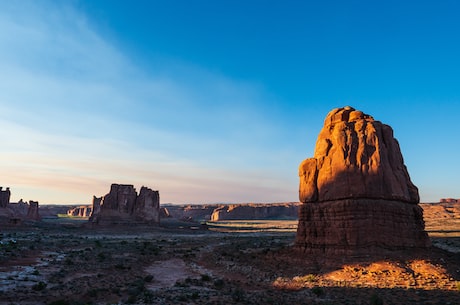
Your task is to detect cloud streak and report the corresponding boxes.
[0,1,299,204]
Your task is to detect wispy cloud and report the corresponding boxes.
[0,1,299,204]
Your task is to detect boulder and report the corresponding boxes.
[296,106,430,254]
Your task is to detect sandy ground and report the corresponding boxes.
[0,204,459,305]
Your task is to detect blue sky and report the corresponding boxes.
[0,0,459,204]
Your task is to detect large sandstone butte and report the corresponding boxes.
[296,106,430,254]
[89,184,160,225]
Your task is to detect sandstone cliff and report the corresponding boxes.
[89,184,160,225]
[210,203,299,221]
[296,106,430,254]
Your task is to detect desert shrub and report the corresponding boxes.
[370,293,384,305]
[47,300,70,305]
[143,274,154,282]
[97,252,106,261]
[64,258,74,265]
[141,290,155,303]
[311,286,324,297]
[213,278,225,289]
[231,288,245,302]
[191,291,199,299]
[32,281,47,291]
[201,274,211,281]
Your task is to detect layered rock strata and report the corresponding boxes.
[89,184,160,225]
[296,106,430,254]
[211,203,299,221]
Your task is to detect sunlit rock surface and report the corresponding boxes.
[296,106,430,254]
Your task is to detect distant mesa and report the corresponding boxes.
[0,187,41,224]
[440,198,459,203]
[296,106,430,254]
[89,183,160,225]
[210,203,299,221]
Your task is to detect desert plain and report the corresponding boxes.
[0,202,459,305]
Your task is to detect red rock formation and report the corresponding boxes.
[210,203,300,221]
[0,187,11,208]
[67,205,92,217]
[89,184,160,225]
[133,186,160,223]
[26,200,41,221]
[296,106,430,254]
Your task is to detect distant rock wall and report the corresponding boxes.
[210,203,300,221]
[164,205,217,221]
[67,205,92,217]
[89,184,160,225]
[440,198,459,203]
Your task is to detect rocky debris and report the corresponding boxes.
[296,106,430,254]
[67,205,92,217]
[89,184,160,225]
[210,203,300,221]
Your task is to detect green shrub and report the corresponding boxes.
[32,281,47,291]
[370,293,384,305]
[311,286,324,297]
[213,278,225,289]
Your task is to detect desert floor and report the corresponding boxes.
[0,203,459,305]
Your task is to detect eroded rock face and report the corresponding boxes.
[299,106,419,203]
[133,186,160,223]
[26,200,41,221]
[296,106,430,254]
[67,205,92,217]
[211,203,299,221]
[0,187,11,208]
[89,184,160,225]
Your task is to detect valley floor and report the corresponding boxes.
[0,216,459,305]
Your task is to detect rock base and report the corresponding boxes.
[295,199,431,255]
